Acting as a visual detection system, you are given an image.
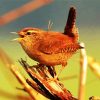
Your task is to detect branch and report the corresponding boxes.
[19,58,77,100]
[78,43,88,100]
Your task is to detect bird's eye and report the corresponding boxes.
[27,32,31,35]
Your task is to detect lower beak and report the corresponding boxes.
[11,38,23,42]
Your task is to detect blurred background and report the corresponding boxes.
[0,0,100,100]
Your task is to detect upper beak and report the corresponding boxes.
[10,32,18,34]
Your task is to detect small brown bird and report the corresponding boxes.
[15,7,83,78]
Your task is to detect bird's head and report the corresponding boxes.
[18,27,45,39]
[13,27,45,43]
[12,27,45,50]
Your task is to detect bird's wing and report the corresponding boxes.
[39,34,80,54]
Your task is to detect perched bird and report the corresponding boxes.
[15,7,83,78]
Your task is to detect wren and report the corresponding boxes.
[14,7,83,78]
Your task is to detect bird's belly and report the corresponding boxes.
[36,53,68,66]
[25,48,72,66]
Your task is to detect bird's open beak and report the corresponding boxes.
[10,31,23,42]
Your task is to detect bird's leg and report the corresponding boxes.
[47,63,67,82]
[54,66,65,80]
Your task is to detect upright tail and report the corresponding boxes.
[64,7,79,42]
[64,7,76,32]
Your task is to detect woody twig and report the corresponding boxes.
[78,43,88,100]
[19,58,77,100]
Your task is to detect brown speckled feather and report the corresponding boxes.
[39,32,80,54]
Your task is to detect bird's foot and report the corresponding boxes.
[47,76,59,83]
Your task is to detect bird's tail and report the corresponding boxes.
[65,7,76,31]
[64,7,79,42]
